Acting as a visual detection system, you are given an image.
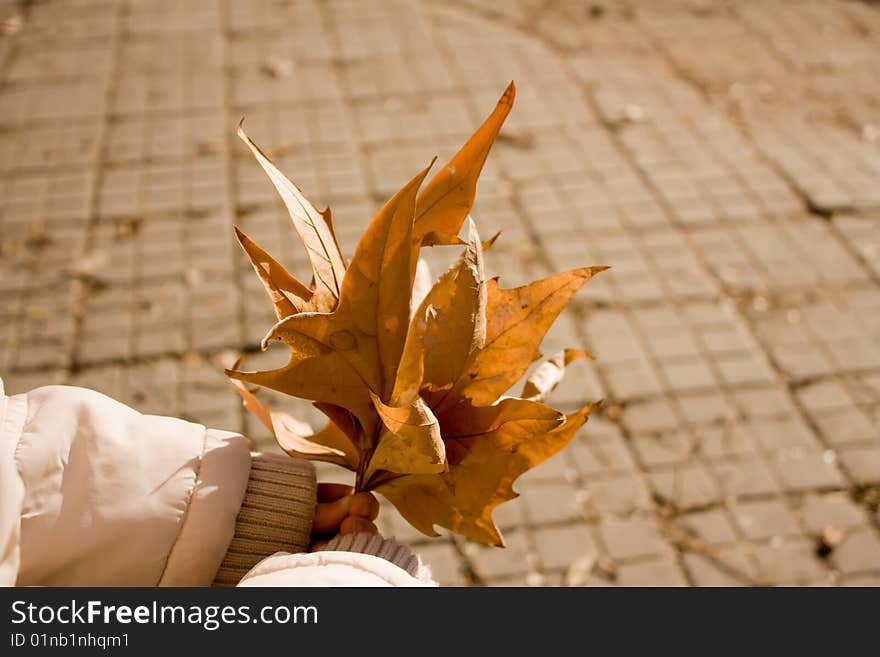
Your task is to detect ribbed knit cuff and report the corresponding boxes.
[319,533,423,579]
[214,453,317,586]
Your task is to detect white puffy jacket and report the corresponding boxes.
[0,381,432,587]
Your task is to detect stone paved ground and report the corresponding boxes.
[1,0,879,586]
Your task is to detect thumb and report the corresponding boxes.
[312,494,352,535]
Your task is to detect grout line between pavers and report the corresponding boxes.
[66,0,125,380]
[433,0,878,585]
[629,11,880,540]
[218,0,252,436]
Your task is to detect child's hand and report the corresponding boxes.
[310,483,380,551]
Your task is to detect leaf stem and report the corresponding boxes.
[354,446,369,493]
[354,422,380,493]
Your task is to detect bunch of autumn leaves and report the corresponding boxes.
[227,83,605,547]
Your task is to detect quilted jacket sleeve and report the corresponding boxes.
[1,383,251,586]
[1,381,434,587]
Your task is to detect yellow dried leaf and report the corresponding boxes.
[238,121,346,311]
[369,393,445,476]
[313,401,360,446]
[274,415,357,469]
[521,348,592,403]
[229,82,606,546]
[410,257,434,319]
[414,82,514,243]
[234,226,313,318]
[420,228,500,251]
[226,331,377,435]
[268,163,432,394]
[229,376,357,468]
[376,399,597,546]
[412,219,487,410]
[451,266,607,407]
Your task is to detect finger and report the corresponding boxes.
[317,483,354,504]
[340,517,378,536]
[312,496,351,535]
[349,492,380,520]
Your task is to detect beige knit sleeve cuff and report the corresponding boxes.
[319,533,423,579]
[214,453,316,586]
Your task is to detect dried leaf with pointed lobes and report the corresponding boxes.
[228,373,274,433]
[313,401,360,445]
[376,398,598,546]
[228,83,606,547]
[273,414,358,469]
[410,258,434,318]
[229,376,358,469]
[450,266,608,408]
[389,306,427,408]
[240,162,433,432]
[234,226,313,318]
[238,121,346,312]
[521,349,592,403]
[368,393,445,477]
[411,219,487,410]
[319,206,344,261]
[413,82,515,245]
[394,226,488,407]
[227,328,378,434]
[273,162,432,397]
[420,227,500,251]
